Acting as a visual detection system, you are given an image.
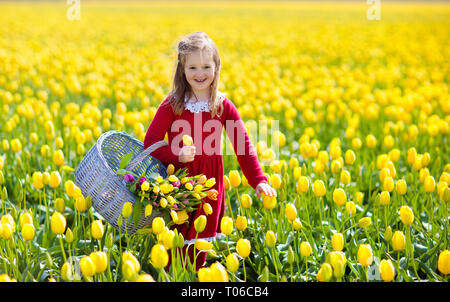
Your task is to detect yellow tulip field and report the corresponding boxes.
[0,1,449,282]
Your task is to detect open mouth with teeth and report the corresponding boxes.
[194,78,207,83]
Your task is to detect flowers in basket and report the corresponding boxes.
[116,160,217,231]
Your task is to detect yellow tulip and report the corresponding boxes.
[152,217,165,235]
[226,253,240,273]
[64,180,76,197]
[285,203,297,221]
[292,218,302,231]
[10,138,22,153]
[54,198,65,213]
[80,256,96,277]
[262,193,277,210]
[220,216,233,236]
[182,134,193,146]
[49,171,61,188]
[195,239,213,251]
[90,251,108,274]
[399,205,414,226]
[340,170,351,185]
[198,267,212,282]
[236,238,251,258]
[91,220,104,239]
[32,172,44,190]
[357,244,373,267]
[300,241,312,257]
[53,149,65,166]
[229,170,241,188]
[21,223,35,241]
[19,211,33,228]
[122,202,133,218]
[150,244,169,269]
[194,215,207,233]
[236,215,247,231]
[392,230,406,251]
[345,201,356,215]
[50,212,66,235]
[437,250,450,275]
[317,262,333,282]
[331,233,344,251]
[240,193,252,209]
[297,176,309,193]
[424,175,436,193]
[379,259,395,282]
[332,188,347,206]
[366,134,377,148]
[396,179,407,195]
[313,179,326,197]
[380,191,390,205]
[383,176,394,192]
[136,273,155,282]
[270,174,282,189]
[344,149,356,165]
[358,217,372,228]
[144,204,153,217]
[265,230,277,248]
[209,262,229,282]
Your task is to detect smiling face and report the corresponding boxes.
[184,49,216,100]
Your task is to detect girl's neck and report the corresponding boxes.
[189,91,210,102]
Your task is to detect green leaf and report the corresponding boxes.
[120,152,134,170]
[133,200,143,229]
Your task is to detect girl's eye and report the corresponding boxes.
[189,67,196,70]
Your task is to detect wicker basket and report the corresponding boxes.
[74,130,168,234]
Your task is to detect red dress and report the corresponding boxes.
[144,95,268,267]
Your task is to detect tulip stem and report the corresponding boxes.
[59,235,67,263]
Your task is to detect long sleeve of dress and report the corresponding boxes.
[143,98,181,169]
[223,98,268,190]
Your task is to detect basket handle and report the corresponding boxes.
[125,140,169,172]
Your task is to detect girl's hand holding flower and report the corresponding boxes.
[179,145,196,163]
[255,182,277,199]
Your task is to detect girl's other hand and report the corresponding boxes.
[179,145,196,163]
[255,182,277,199]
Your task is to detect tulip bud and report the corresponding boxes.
[331,233,344,251]
[262,193,277,210]
[90,251,108,274]
[285,203,297,221]
[91,220,104,239]
[150,244,169,269]
[358,217,372,228]
[424,175,436,193]
[384,226,392,242]
[379,259,395,282]
[332,188,347,206]
[357,244,373,267]
[50,212,66,235]
[152,217,165,235]
[21,223,35,241]
[317,262,333,282]
[121,202,133,218]
[229,170,241,188]
[392,230,406,251]
[396,179,407,195]
[380,191,390,206]
[300,241,312,257]
[399,205,414,226]
[80,256,96,277]
[226,253,240,273]
[437,250,450,275]
[220,216,233,236]
[236,216,247,231]
[236,238,251,258]
[265,230,277,248]
[49,171,61,188]
[194,215,207,233]
[313,179,326,197]
[203,202,213,215]
[210,262,229,282]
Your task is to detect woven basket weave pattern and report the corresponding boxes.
[75,130,167,234]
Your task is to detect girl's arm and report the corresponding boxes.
[223,98,268,190]
[143,97,181,169]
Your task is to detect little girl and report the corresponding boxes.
[144,32,276,269]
